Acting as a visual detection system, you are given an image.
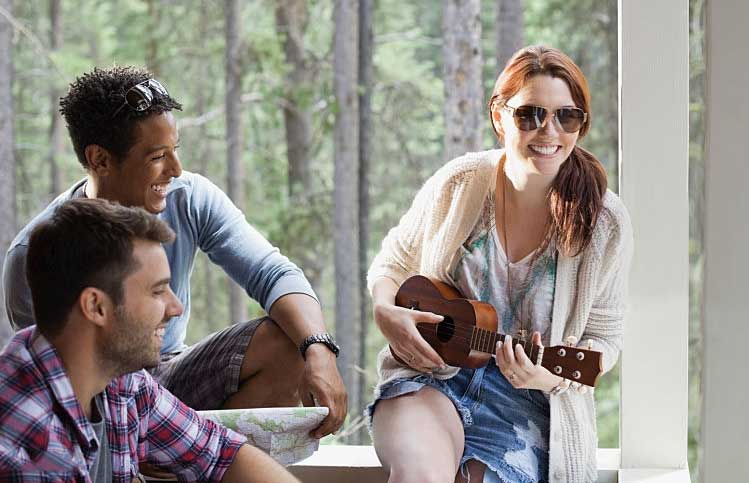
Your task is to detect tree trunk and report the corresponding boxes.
[198,0,216,322]
[276,0,313,197]
[0,0,16,347]
[47,0,62,197]
[605,0,618,186]
[225,0,247,323]
[496,0,523,72]
[333,0,360,443]
[145,0,161,77]
[442,0,483,161]
[275,0,323,293]
[357,0,374,444]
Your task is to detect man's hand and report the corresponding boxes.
[299,344,347,438]
[268,293,348,438]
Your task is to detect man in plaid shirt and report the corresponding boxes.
[0,199,299,482]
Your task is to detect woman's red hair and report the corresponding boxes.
[489,45,608,257]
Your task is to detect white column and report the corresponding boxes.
[702,0,749,480]
[618,0,689,471]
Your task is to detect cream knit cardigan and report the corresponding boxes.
[367,149,633,483]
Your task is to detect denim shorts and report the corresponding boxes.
[368,362,550,483]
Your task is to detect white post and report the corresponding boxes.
[618,0,690,472]
[702,0,749,480]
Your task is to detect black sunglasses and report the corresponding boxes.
[111,79,169,119]
[502,104,587,133]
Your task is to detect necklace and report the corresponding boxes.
[500,162,544,343]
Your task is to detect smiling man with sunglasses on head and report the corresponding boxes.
[2,66,346,439]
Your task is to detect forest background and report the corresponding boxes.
[0,0,705,480]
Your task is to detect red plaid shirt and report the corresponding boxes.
[0,327,246,482]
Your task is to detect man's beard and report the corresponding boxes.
[98,305,162,376]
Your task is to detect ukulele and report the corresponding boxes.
[392,275,603,387]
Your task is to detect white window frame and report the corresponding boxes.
[618,0,690,481]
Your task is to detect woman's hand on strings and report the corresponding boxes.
[374,302,446,373]
[495,331,561,392]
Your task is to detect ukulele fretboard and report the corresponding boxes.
[470,326,541,362]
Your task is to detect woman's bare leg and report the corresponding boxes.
[372,386,465,483]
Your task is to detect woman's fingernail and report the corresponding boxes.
[496,341,502,350]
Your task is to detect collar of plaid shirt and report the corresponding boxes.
[30,329,100,456]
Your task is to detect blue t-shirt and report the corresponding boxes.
[3,171,317,353]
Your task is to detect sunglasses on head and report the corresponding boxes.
[502,104,587,133]
[111,79,169,119]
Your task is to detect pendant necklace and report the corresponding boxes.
[500,162,543,345]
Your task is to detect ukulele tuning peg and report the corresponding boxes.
[586,340,593,350]
[565,335,578,346]
[575,383,588,394]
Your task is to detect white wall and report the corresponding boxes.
[702,0,749,480]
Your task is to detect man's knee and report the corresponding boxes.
[245,319,304,379]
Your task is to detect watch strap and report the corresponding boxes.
[299,333,340,360]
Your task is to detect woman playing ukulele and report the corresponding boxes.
[367,46,633,483]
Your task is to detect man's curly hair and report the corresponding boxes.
[59,66,182,169]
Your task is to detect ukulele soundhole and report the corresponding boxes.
[436,316,455,343]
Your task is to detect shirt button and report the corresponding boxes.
[553,430,562,442]
[553,468,565,481]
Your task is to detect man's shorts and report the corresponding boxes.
[149,317,266,410]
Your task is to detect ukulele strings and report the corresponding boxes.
[416,321,534,350]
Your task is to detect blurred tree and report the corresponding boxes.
[333,0,361,443]
[225,0,247,324]
[196,0,217,324]
[276,0,324,293]
[0,0,16,348]
[442,0,483,160]
[276,0,313,198]
[357,0,374,440]
[496,0,523,72]
[46,0,62,197]
[144,0,161,77]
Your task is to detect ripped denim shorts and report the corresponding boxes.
[367,361,550,483]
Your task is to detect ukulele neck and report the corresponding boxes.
[470,326,542,364]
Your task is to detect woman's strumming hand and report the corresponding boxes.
[374,302,446,373]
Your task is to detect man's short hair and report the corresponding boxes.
[59,66,182,169]
[26,198,176,338]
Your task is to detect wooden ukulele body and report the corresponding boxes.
[393,275,498,368]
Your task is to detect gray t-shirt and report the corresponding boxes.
[88,394,112,483]
[3,171,317,352]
